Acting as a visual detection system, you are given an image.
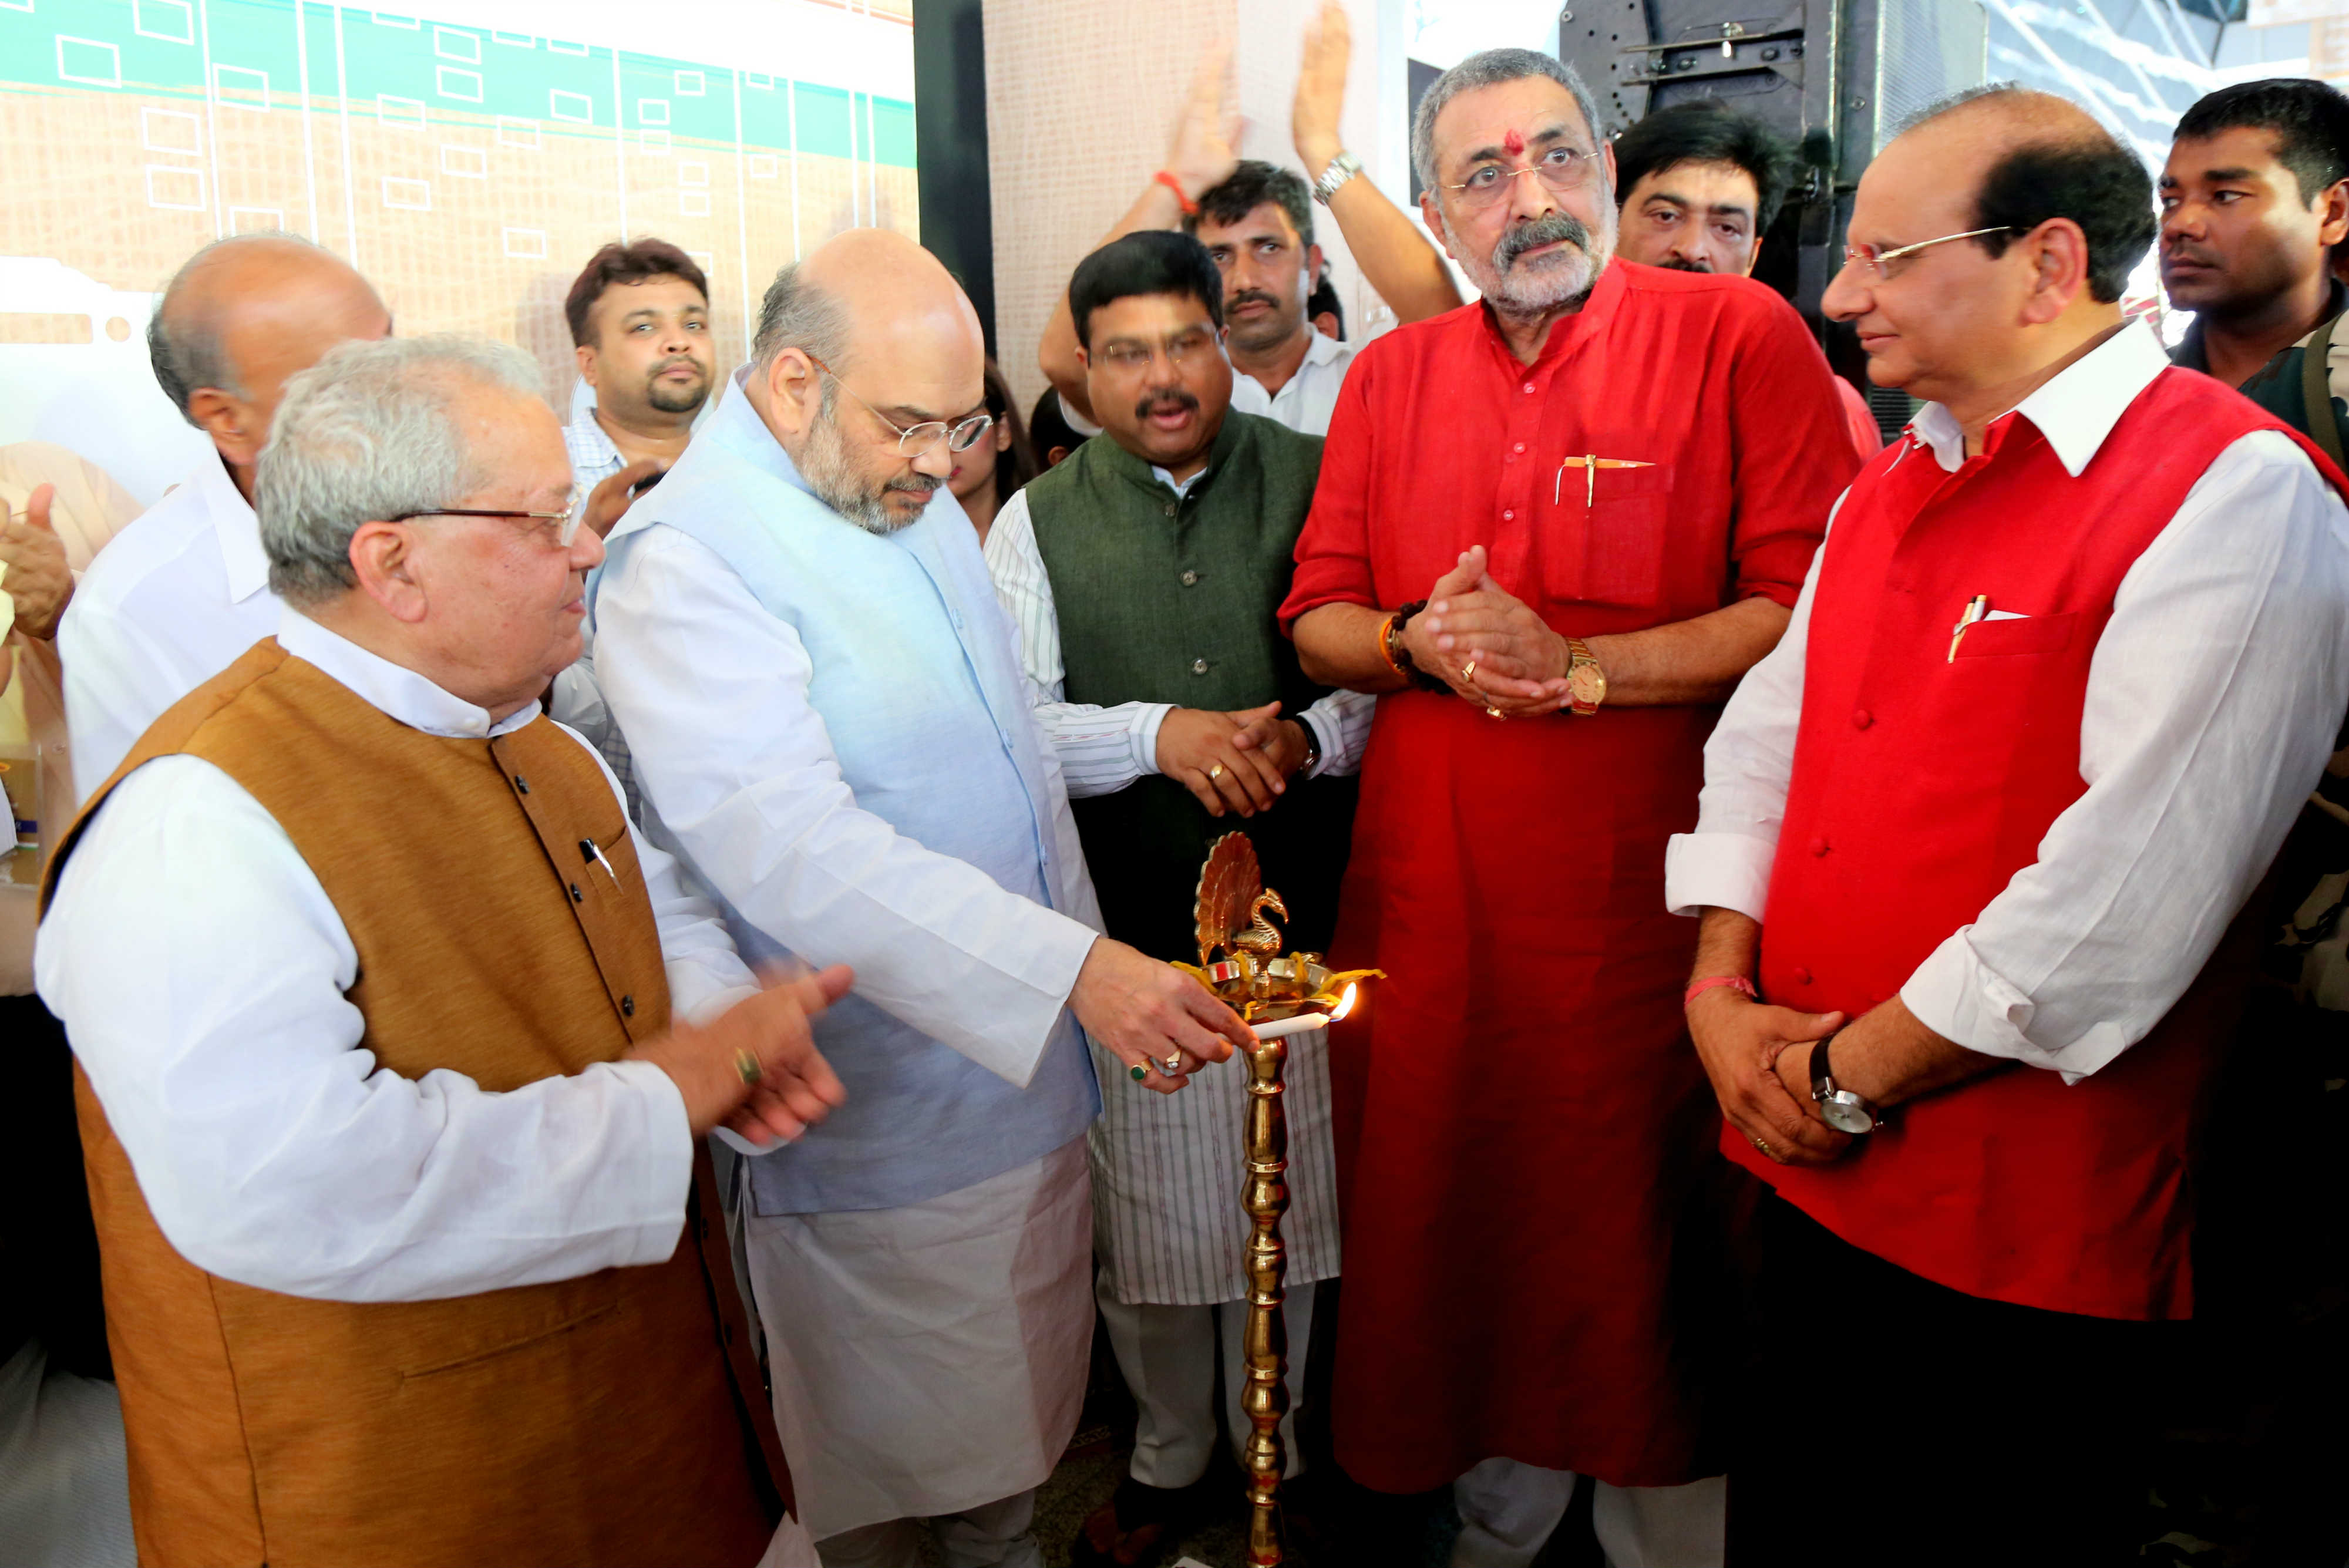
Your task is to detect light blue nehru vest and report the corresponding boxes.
[593,383,1099,1216]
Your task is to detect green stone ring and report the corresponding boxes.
[1129,1063,1150,1082]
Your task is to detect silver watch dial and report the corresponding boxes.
[1821,1093,1876,1136]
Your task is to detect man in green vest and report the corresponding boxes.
[984,230,1367,1566]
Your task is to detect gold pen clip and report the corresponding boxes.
[1554,455,1656,507]
[1947,594,1989,662]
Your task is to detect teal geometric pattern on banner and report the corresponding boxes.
[0,0,916,166]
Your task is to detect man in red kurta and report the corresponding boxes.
[1278,47,1856,1566]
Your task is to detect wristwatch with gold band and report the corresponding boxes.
[1563,637,1607,715]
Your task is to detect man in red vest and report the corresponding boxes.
[1667,85,2349,1560]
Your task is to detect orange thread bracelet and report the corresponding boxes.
[1153,170,1199,217]
[1684,975,1757,1008]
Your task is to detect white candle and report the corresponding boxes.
[1250,1012,1330,1041]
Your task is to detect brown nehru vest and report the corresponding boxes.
[42,640,792,1568]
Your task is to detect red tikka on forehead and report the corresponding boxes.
[1503,129,1526,157]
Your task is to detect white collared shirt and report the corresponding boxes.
[35,610,758,1303]
[1665,322,2349,1080]
[1227,325,1359,438]
[59,449,283,803]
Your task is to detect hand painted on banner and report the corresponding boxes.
[0,483,73,641]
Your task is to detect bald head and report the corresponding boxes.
[755,228,982,382]
[746,230,988,533]
[1873,84,2155,303]
[151,233,392,485]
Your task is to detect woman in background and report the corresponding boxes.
[952,359,1038,549]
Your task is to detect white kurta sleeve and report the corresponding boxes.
[594,527,1100,1089]
[33,755,698,1304]
[58,586,219,805]
[1663,525,1831,921]
[1900,431,2349,1080]
[981,487,1170,796]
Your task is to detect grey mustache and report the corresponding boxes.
[1495,213,1590,272]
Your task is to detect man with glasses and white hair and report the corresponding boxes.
[1671,85,2349,1558]
[590,227,1255,1568]
[1277,46,1859,1567]
[38,334,849,1567]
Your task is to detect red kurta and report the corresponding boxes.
[1279,261,1857,1490]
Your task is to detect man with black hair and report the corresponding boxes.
[1672,83,2349,1559]
[561,238,713,506]
[1028,388,1089,469]
[987,228,1365,1568]
[1612,100,1880,456]
[2163,78,2349,455]
[1038,12,1460,439]
[1613,99,1796,280]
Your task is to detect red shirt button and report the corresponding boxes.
[1522,382,1536,394]
[1793,967,1813,985]
[1852,709,1872,730]
[1513,443,1526,453]
[1808,835,1829,856]
[1502,509,1515,520]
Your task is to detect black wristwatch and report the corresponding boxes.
[1809,1034,1884,1135]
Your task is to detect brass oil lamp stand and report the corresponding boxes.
[1174,833,1378,1566]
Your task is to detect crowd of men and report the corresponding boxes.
[5,9,2349,1566]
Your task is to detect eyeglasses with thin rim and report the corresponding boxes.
[1841,226,2015,279]
[802,352,994,458]
[386,483,588,546]
[1441,146,1600,210]
[1095,325,1219,376]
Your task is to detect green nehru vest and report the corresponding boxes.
[1025,409,1355,962]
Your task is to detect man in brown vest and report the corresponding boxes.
[35,334,845,1568]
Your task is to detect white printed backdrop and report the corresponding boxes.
[1,0,920,503]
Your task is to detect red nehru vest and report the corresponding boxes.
[1730,366,2345,1321]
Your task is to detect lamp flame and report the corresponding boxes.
[1331,982,1359,1022]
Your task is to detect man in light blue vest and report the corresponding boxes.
[589,228,1253,1568]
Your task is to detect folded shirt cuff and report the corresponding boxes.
[1663,832,1779,920]
[1900,928,2128,1085]
[1130,703,1173,777]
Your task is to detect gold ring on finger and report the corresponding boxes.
[734,1048,763,1086]
[1461,659,1478,679]
[1208,763,1224,780]
[1486,706,1505,719]
[1163,1051,1184,1075]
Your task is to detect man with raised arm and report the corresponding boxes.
[1039,9,1460,441]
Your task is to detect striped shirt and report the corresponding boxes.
[984,480,1375,796]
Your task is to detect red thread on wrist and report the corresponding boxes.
[1153,170,1200,217]
[1684,975,1756,1008]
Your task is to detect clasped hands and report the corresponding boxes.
[1685,986,1855,1167]
[1404,545,1577,718]
[1156,701,1313,817]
